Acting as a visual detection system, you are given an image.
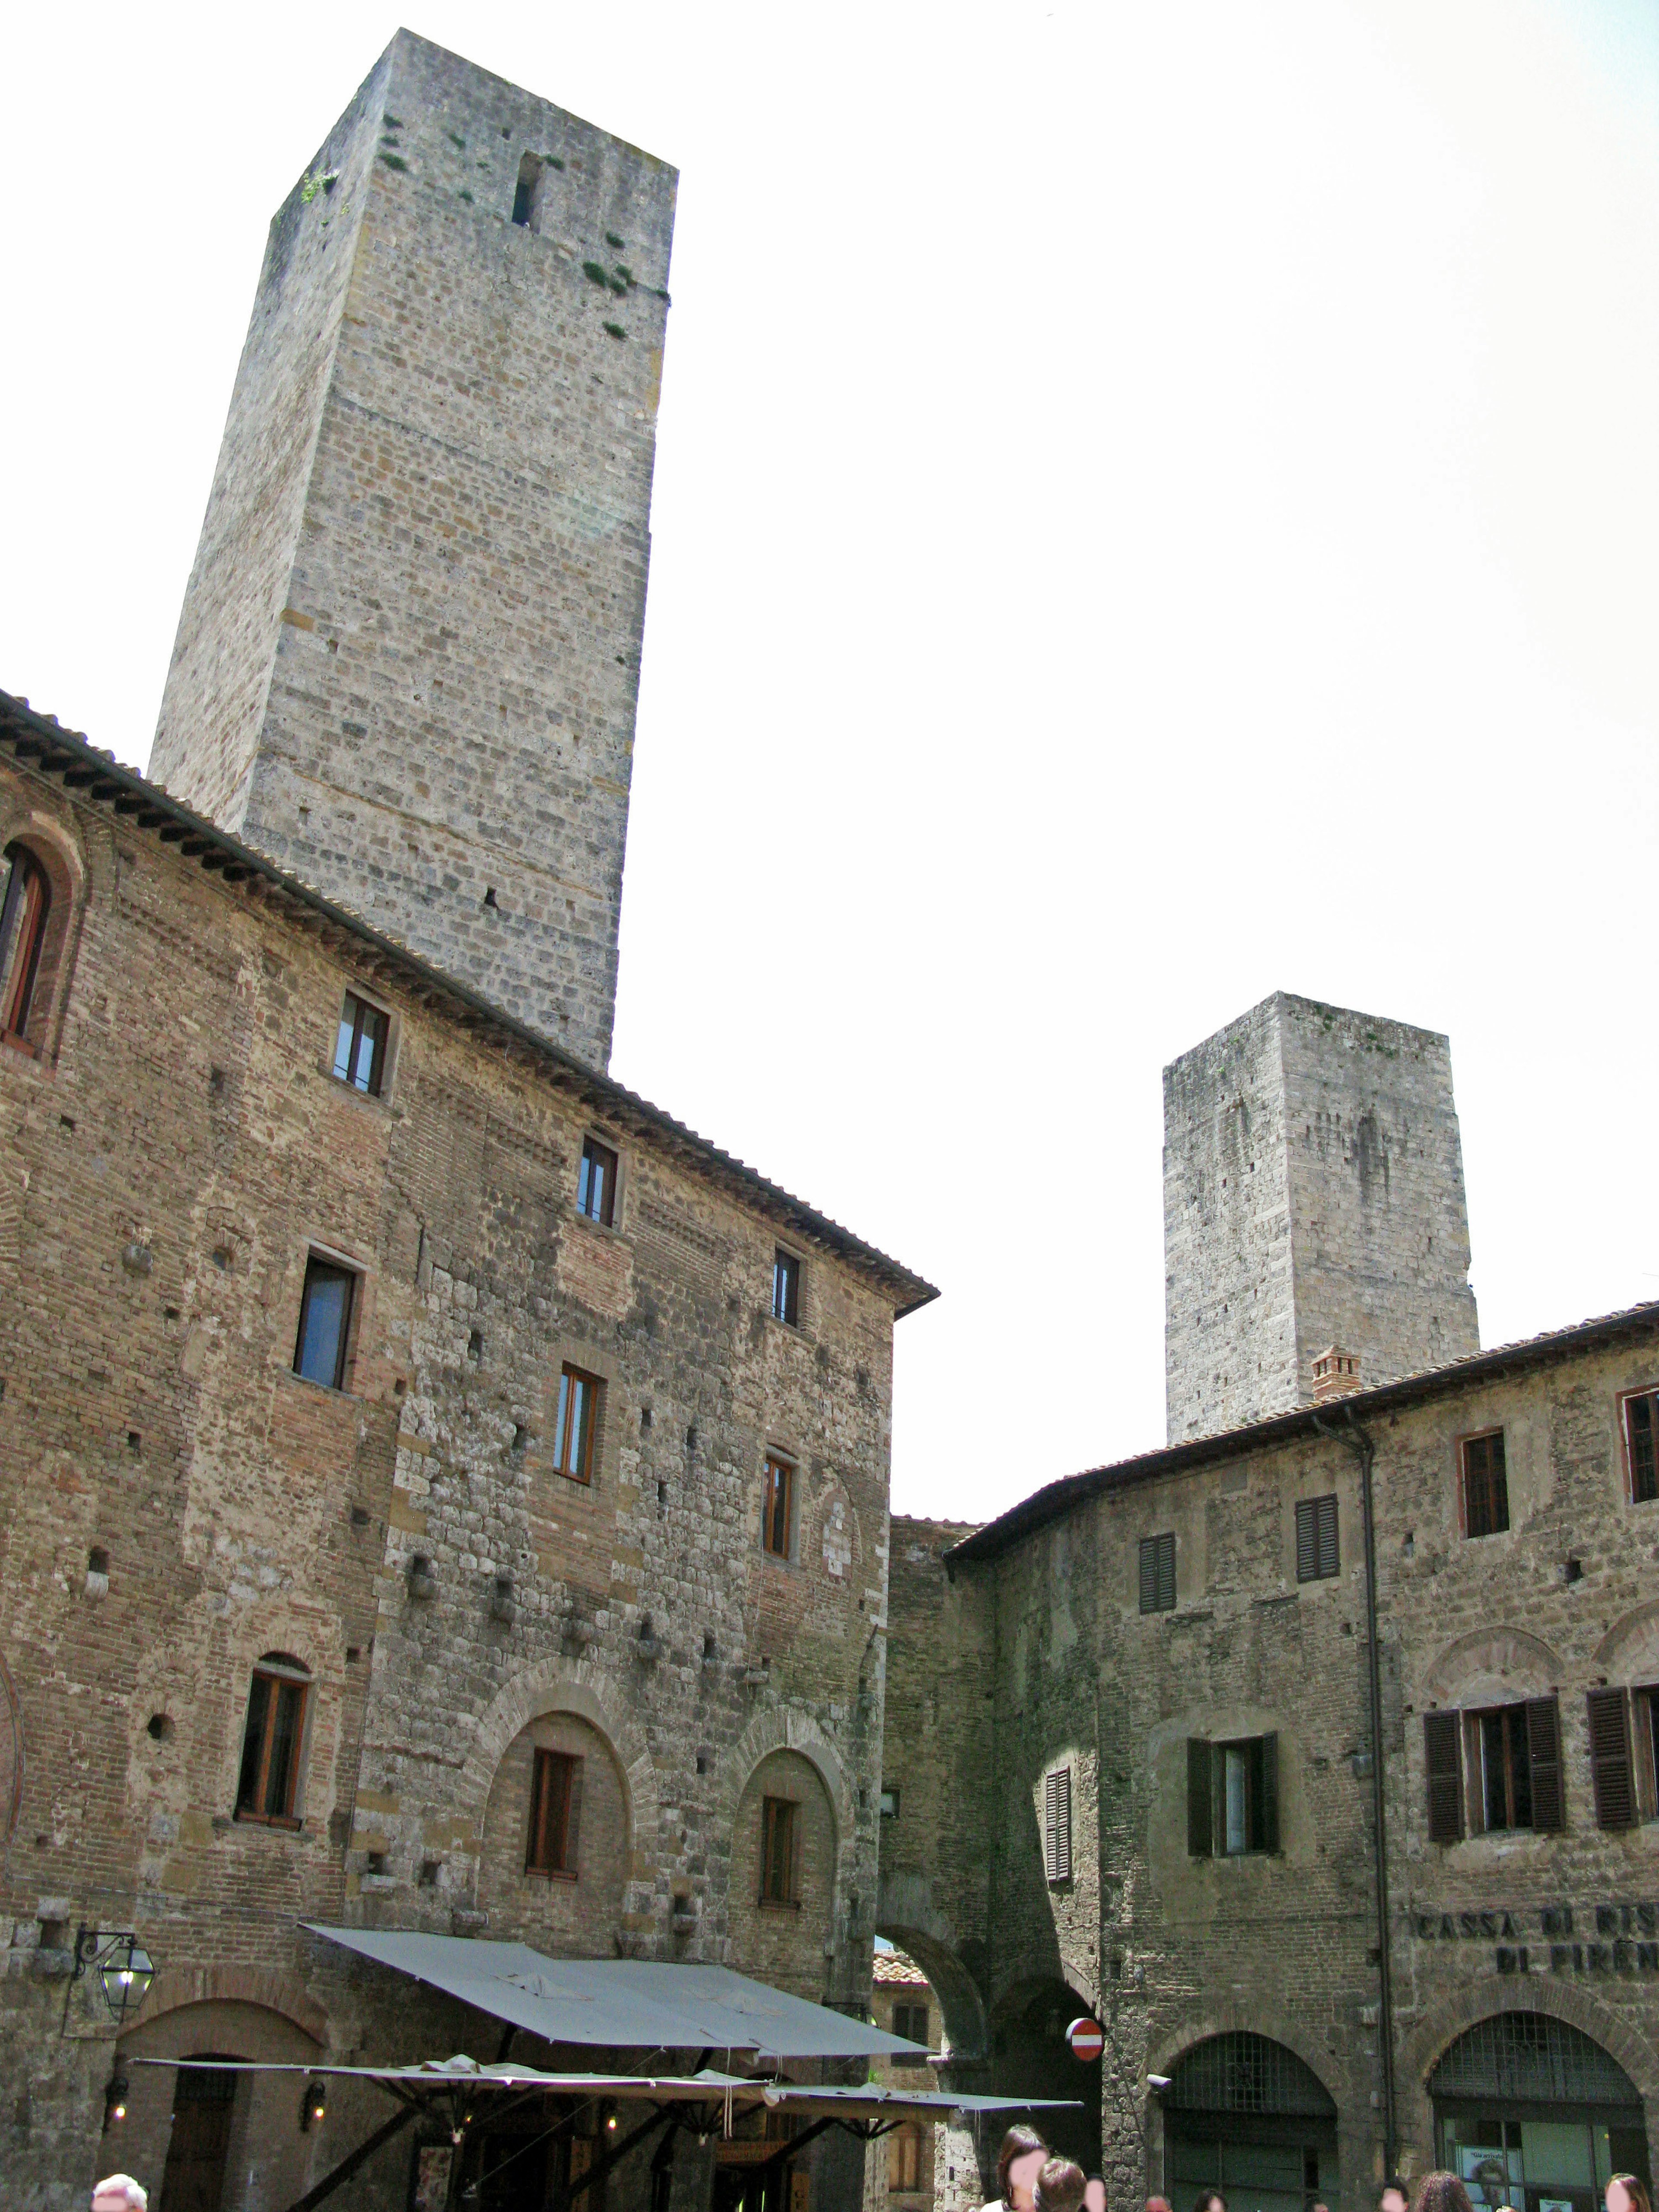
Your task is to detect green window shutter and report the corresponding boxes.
[1526,1696,1564,1833]
[1187,1738,1212,1858]
[1586,1688,1635,1831]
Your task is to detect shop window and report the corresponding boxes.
[235,1654,310,1825]
[763,1453,794,1558]
[0,842,51,1048]
[1139,1531,1176,1613]
[525,1748,582,1877]
[888,2126,925,2191]
[577,1136,617,1226]
[293,1254,356,1389]
[1461,1429,1510,1538]
[760,1795,798,1905]
[1188,1733,1279,1857]
[553,1364,601,1483]
[1044,1764,1073,1883]
[333,989,390,1095]
[772,1248,800,1326]
[1295,1494,1339,1581]
[1624,1389,1659,1504]
[1422,1698,1564,1841]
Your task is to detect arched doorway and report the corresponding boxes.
[1429,2013,1650,2212]
[988,1979,1100,2174]
[1162,2032,1338,2212]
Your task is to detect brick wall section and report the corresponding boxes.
[887,1329,1659,2211]
[151,31,677,1070]
[0,749,916,2208]
[1164,994,1480,1441]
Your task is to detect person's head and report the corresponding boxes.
[1084,2180,1108,2212]
[92,2181,148,2212]
[1194,2193,1227,2212]
[1035,2160,1087,2212]
[998,2126,1049,2212]
[1608,2177,1654,2212]
[1145,2198,1172,2212]
[1380,2180,1411,2212]
[1411,2172,1475,2212]
[1312,2201,1329,2212]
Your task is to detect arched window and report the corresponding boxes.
[0,843,51,1046]
[235,1653,311,1827]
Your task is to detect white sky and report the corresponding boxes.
[4,2,1657,1525]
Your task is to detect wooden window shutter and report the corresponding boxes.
[1139,1539,1157,1613]
[565,1756,584,1873]
[1260,1732,1280,1854]
[1295,1500,1317,1583]
[789,1799,804,1904]
[1044,1767,1072,1883]
[1586,1688,1635,1830]
[1424,1710,1464,1842]
[1526,1697,1564,1833]
[1187,1738,1213,1857]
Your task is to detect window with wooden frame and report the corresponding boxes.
[1460,1428,1510,1538]
[1295,1494,1339,1582]
[772,1248,800,1327]
[553,1365,601,1484]
[333,989,391,1096]
[235,1653,310,1825]
[577,1136,618,1227]
[1421,1697,1564,1841]
[293,1254,356,1390]
[890,2000,930,2061]
[762,1454,794,1559]
[1044,1764,1073,1883]
[760,1795,799,1905]
[0,842,51,1048]
[1587,1688,1637,1830]
[1139,1531,1176,1613]
[525,1748,582,1877]
[887,2126,925,2191]
[1624,1389,1659,1505]
[1187,1734,1279,1858]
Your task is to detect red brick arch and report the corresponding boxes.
[125,1963,328,2046]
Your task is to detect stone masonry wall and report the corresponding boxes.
[152,32,677,1070]
[1165,993,1479,1440]
[0,746,911,2210]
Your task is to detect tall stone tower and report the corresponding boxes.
[151,32,676,1068]
[1163,992,1480,1441]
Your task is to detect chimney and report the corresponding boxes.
[1311,1346,1362,1402]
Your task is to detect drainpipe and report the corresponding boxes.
[1313,1404,1398,2174]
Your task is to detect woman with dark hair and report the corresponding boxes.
[984,2126,1049,2212]
[1194,2193,1227,2212]
[1411,2173,1475,2212]
[1608,2177,1653,2212]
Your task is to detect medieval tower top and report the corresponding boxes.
[150,31,677,1069]
[1163,992,1481,1442]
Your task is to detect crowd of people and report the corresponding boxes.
[984,2127,1654,2212]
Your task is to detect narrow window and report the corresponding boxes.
[1295,1494,1340,1581]
[526,1748,582,1876]
[888,2125,925,2187]
[0,843,51,1045]
[891,2000,928,2050]
[763,1454,794,1558]
[760,1796,797,1903]
[1626,1391,1659,1504]
[1423,1709,1465,1842]
[577,1136,618,1226]
[511,151,542,228]
[1461,1429,1510,1537]
[1587,1687,1636,1830]
[1188,1735,1278,1856]
[1044,1764,1072,1882]
[1466,1697,1563,1834]
[333,990,390,1096]
[878,1784,900,1819]
[293,1256,356,1389]
[1139,1532,1176,1613]
[235,1653,310,1824]
[553,1365,601,1483]
[772,1249,800,1326]
[1639,1686,1659,1819]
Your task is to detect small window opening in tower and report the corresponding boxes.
[511,152,543,230]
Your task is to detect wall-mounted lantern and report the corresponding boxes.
[74,1929,156,2023]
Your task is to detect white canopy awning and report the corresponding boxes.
[305,1927,927,2063]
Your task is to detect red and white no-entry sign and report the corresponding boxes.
[1067,2017,1104,2062]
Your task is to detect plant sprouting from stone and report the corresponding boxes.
[582,261,609,286]
[301,168,338,204]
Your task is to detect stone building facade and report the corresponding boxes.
[151,32,674,1069]
[886,1003,1659,2212]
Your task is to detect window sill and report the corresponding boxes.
[569,1208,627,1243]
[234,1810,304,1833]
[764,1313,809,1341]
[280,1366,357,1403]
[757,1897,803,1913]
[0,1030,38,1061]
[323,1063,395,1114]
[526,1867,579,1885]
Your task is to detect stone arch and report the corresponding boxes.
[1594,1599,1659,1682]
[1399,1977,1659,2115]
[1422,1626,1566,1708]
[127,1964,328,2046]
[718,1707,855,1866]
[459,1655,659,1860]
[874,1923,988,2061]
[1149,2002,1344,2102]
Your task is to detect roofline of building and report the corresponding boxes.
[0,689,939,1318]
[945,1299,1659,1564]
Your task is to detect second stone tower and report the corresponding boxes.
[151,31,676,1068]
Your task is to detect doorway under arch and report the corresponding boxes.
[1162,2031,1339,2212]
[1428,2012,1649,2212]
[986,1978,1101,2174]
